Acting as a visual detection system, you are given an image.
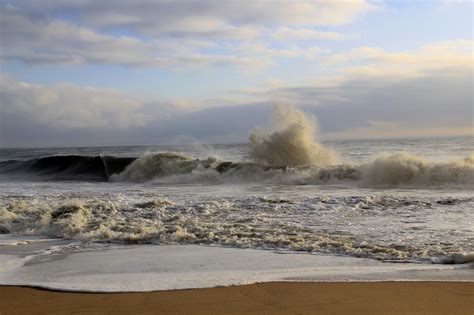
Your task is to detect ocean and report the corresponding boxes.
[0,134,473,291]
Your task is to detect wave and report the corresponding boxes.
[1,151,473,188]
[115,152,473,187]
[0,155,136,181]
[1,106,472,187]
[360,152,474,188]
[106,106,474,187]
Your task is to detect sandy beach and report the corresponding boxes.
[1,282,473,314]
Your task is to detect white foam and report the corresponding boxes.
[1,193,473,262]
[0,243,472,292]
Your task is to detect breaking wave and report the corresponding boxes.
[114,152,473,187]
[1,152,472,188]
[360,152,474,188]
[0,106,472,188]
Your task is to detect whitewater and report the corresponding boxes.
[0,107,473,291]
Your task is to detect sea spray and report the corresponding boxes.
[249,105,337,167]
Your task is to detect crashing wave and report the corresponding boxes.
[249,105,337,167]
[1,151,473,188]
[360,152,474,188]
[0,106,472,187]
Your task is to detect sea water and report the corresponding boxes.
[0,109,473,291]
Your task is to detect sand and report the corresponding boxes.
[0,282,473,314]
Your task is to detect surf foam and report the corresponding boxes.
[1,194,473,263]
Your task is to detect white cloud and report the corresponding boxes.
[273,27,349,40]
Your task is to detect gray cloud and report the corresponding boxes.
[1,61,472,147]
[12,0,374,34]
[266,67,474,138]
[0,75,151,128]
[0,7,271,68]
[0,7,158,66]
[0,74,194,146]
[0,1,372,67]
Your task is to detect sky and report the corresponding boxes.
[0,0,473,147]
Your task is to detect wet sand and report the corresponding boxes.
[0,282,473,314]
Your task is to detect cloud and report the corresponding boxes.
[1,76,136,129]
[265,66,473,138]
[21,0,374,34]
[0,7,157,66]
[230,40,473,138]
[0,74,196,147]
[0,7,273,68]
[0,74,270,146]
[240,40,474,97]
[272,27,349,40]
[1,36,472,146]
[1,1,373,68]
[321,40,473,72]
[323,125,473,140]
[1,50,472,147]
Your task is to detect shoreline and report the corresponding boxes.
[3,278,474,294]
[2,243,473,292]
[1,282,473,314]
